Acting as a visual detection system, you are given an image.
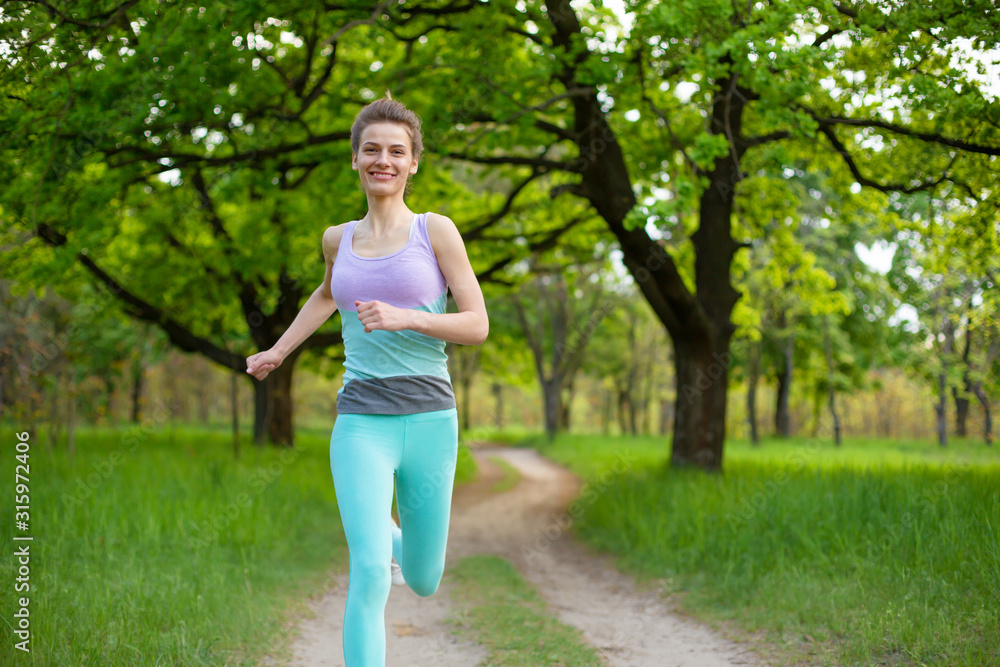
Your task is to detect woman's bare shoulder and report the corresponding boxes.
[322,221,353,260]
[425,212,460,241]
[424,212,468,259]
[425,211,456,227]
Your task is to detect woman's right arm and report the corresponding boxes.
[246,224,345,380]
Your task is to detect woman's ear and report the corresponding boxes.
[410,158,418,174]
[351,153,358,170]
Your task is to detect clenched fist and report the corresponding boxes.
[355,299,412,333]
[246,348,283,381]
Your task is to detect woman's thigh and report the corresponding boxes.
[393,408,459,588]
[329,413,403,555]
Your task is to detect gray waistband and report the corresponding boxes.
[336,375,456,415]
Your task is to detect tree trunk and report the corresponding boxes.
[253,362,294,447]
[825,320,841,446]
[616,386,628,435]
[810,391,823,439]
[104,375,116,424]
[231,370,240,459]
[971,383,993,446]
[953,386,970,436]
[131,356,144,422]
[491,381,504,430]
[937,314,953,447]
[671,336,731,470]
[658,396,672,436]
[746,339,759,445]
[560,379,574,431]
[775,313,793,437]
[953,321,972,436]
[541,378,560,442]
[461,374,472,432]
[603,389,613,436]
[628,391,638,436]
[546,0,745,470]
[936,370,948,447]
[447,343,479,433]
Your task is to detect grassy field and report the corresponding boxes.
[522,432,1000,666]
[0,421,478,666]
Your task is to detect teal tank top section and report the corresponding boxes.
[339,291,450,381]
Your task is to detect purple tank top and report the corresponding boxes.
[330,212,448,312]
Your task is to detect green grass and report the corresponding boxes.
[528,433,1000,667]
[455,441,479,486]
[520,432,1000,478]
[487,455,522,493]
[0,422,478,666]
[461,425,538,446]
[447,555,604,666]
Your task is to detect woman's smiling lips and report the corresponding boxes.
[370,171,395,180]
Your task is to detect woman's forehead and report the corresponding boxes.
[360,122,412,146]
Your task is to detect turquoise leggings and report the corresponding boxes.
[329,407,459,667]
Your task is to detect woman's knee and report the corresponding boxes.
[350,558,392,604]
[405,564,444,597]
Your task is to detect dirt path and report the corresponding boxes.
[262,446,768,667]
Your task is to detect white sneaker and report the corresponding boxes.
[390,516,405,586]
[391,558,406,586]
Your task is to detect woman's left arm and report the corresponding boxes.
[414,213,488,344]
[354,213,489,345]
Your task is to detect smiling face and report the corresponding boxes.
[351,122,419,196]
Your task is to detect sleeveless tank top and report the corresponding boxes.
[329,212,455,414]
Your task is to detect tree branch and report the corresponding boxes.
[11,0,141,30]
[34,222,246,370]
[443,152,583,173]
[105,131,352,169]
[800,106,1000,156]
[742,130,792,147]
[473,215,589,284]
[462,167,544,241]
[817,122,958,193]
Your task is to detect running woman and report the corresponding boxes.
[246,94,488,667]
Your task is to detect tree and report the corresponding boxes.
[886,189,999,447]
[0,0,583,446]
[584,289,669,436]
[508,257,613,441]
[397,0,1000,469]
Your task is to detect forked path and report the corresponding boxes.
[262,446,768,667]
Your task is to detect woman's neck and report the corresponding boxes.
[361,195,413,238]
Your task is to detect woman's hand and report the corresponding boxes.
[355,299,412,333]
[246,348,284,381]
